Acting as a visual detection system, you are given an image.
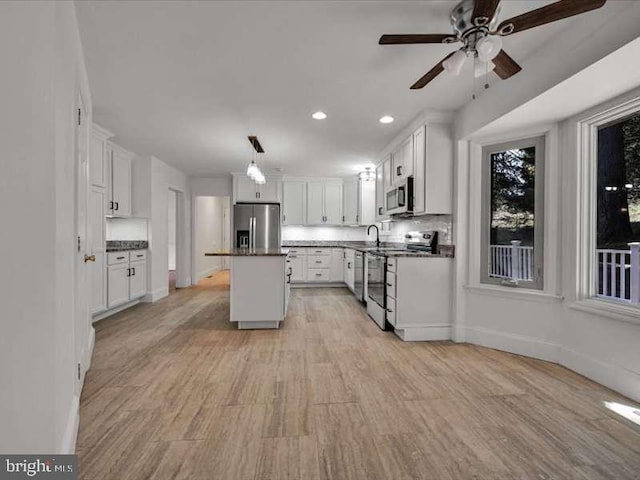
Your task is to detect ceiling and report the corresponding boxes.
[76,1,589,177]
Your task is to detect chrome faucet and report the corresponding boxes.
[367,224,380,248]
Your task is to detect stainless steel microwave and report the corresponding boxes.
[385,177,413,215]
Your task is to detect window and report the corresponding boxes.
[595,111,640,304]
[481,136,545,289]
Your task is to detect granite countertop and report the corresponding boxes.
[106,240,149,252]
[205,248,290,257]
[282,241,454,258]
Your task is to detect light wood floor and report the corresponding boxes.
[77,271,640,480]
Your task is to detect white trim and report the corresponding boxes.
[92,299,141,321]
[394,325,452,342]
[573,90,640,312]
[560,347,640,403]
[60,394,80,454]
[143,287,169,303]
[569,298,640,326]
[464,284,564,304]
[83,326,95,371]
[176,277,192,288]
[292,282,346,289]
[464,326,561,363]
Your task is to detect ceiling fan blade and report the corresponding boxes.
[493,50,522,80]
[495,0,606,36]
[379,34,458,45]
[471,0,501,26]
[410,52,455,89]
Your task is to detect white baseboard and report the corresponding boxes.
[143,287,168,303]
[394,325,452,341]
[291,282,347,289]
[60,393,80,454]
[463,326,561,363]
[92,299,141,321]
[176,277,191,288]
[560,347,640,403]
[83,326,95,371]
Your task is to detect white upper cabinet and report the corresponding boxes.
[282,181,306,225]
[343,180,359,225]
[392,135,413,185]
[359,179,376,226]
[323,182,343,225]
[305,181,343,225]
[306,182,325,225]
[375,122,452,217]
[109,147,132,217]
[234,175,281,203]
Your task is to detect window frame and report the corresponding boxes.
[480,135,546,290]
[576,94,640,311]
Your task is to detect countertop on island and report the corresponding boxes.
[282,241,454,258]
[205,248,290,257]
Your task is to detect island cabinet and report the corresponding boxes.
[385,256,452,341]
[287,247,343,284]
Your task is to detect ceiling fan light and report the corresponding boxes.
[476,35,503,62]
[474,60,495,78]
[443,49,467,76]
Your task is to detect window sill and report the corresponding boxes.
[464,284,564,304]
[569,298,640,326]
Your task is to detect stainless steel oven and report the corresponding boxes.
[385,177,413,215]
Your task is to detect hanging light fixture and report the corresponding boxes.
[443,49,467,76]
[358,167,375,182]
[246,136,266,184]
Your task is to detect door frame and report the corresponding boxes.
[169,186,188,289]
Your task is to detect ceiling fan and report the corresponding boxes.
[379,0,607,90]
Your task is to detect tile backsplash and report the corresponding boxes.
[281,214,453,245]
[380,214,453,244]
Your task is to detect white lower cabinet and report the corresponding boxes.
[288,254,306,282]
[385,256,452,341]
[344,249,355,292]
[106,250,147,309]
[330,248,344,282]
[288,247,344,284]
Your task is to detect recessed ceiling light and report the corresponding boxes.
[379,115,394,124]
[312,111,327,120]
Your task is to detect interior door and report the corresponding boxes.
[75,94,91,392]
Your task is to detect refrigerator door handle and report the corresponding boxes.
[251,217,256,249]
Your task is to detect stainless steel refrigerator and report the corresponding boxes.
[233,203,281,249]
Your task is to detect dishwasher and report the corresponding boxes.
[366,253,387,330]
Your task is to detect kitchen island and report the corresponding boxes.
[204,248,291,329]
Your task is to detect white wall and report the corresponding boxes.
[190,175,233,197]
[451,10,640,402]
[0,1,93,453]
[194,196,226,280]
[168,190,177,270]
[139,156,191,300]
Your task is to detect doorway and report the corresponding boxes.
[192,196,231,283]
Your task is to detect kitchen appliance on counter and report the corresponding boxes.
[366,253,388,330]
[234,203,281,249]
[405,230,438,253]
[385,176,413,216]
[354,251,364,302]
